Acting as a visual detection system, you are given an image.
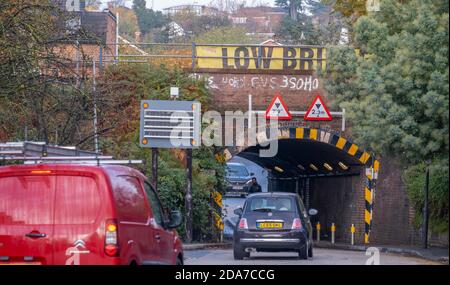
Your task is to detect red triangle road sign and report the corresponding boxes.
[266,94,292,120]
[304,95,333,121]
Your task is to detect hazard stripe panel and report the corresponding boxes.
[348,144,359,156]
[296,128,304,139]
[309,129,318,140]
[359,152,371,164]
[365,187,372,204]
[336,137,347,149]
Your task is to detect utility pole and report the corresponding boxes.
[423,164,430,249]
[93,59,99,154]
[185,149,193,243]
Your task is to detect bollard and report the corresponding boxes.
[351,224,356,245]
[316,222,321,242]
[331,223,336,244]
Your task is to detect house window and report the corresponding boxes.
[232,17,247,24]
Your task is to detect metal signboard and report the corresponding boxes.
[304,95,333,121]
[265,94,292,120]
[139,100,201,149]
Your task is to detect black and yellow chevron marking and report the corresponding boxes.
[287,127,372,165]
[284,127,380,244]
[212,191,224,231]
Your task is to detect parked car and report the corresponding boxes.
[233,192,317,260]
[0,164,183,265]
[225,162,254,197]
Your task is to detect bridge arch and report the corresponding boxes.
[229,127,380,244]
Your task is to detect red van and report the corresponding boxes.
[0,164,183,265]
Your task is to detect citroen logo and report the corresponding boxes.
[74,240,86,249]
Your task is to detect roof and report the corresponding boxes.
[163,4,218,11]
[232,6,288,17]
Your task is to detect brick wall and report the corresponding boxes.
[310,172,366,244]
[369,157,413,245]
[192,71,346,133]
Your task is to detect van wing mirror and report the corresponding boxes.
[166,210,182,229]
[233,207,243,216]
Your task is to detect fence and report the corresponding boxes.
[98,42,328,72]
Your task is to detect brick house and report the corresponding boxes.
[230,6,288,36]
[52,2,118,78]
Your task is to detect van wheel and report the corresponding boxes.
[233,245,249,260]
[298,245,308,260]
[176,256,183,265]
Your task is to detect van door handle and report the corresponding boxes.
[155,234,161,242]
[25,232,47,239]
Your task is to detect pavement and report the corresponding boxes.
[183,242,449,265]
[314,241,449,264]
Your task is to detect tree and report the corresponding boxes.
[323,0,449,230]
[85,0,102,10]
[195,26,258,44]
[275,0,342,45]
[96,64,226,241]
[208,0,247,13]
[132,0,168,35]
[275,0,303,21]
[0,0,98,144]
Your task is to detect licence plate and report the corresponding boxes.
[258,222,283,229]
[233,186,244,190]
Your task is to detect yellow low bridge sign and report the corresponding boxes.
[196,45,326,71]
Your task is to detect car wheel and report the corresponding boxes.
[298,244,308,260]
[176,256,183,265]
[233,244,249,260]
[308,244,313,258]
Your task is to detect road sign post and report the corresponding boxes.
[152,148,158,192]
[185,149,193,244]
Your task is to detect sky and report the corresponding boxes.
[101,0,277,11]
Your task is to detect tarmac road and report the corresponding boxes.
[185,248,440,265]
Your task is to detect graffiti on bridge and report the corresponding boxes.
[191,74,320,92]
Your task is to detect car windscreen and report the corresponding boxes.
[245,196,297,213]
[226,165,249,177]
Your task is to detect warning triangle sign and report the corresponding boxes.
[304,95,333,121]
[266,94,292,120]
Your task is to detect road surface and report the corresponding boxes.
[185,248,439,265]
